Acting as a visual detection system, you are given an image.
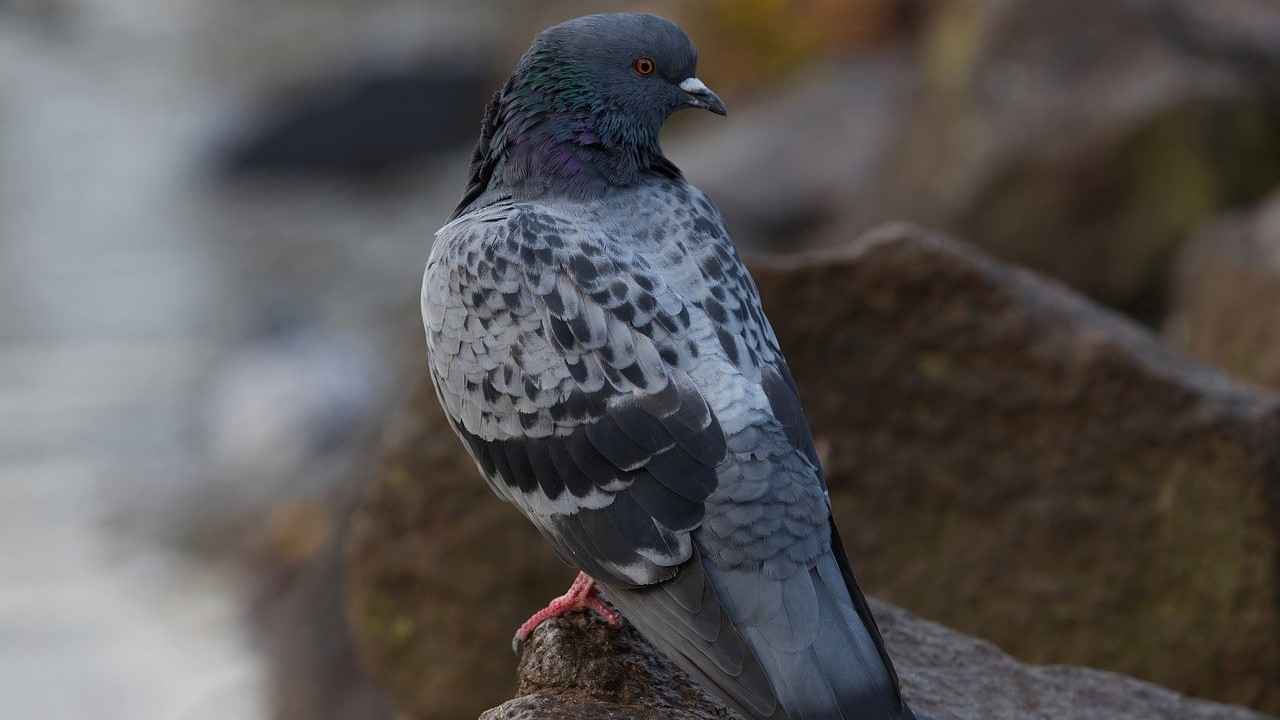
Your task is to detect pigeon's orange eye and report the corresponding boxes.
[633,57,656,77]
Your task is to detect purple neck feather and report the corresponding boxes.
[451,70,682,218]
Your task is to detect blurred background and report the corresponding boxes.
[3,0,1280,718]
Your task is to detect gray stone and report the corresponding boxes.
[483,602,1274,720]
[679,0,1280,317]
[1165,192,1280,389]
[481,612,731,720]
[669,52,917,253]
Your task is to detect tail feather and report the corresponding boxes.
[743,626,842,720]
[827,520,911,707]
[722,555,902,720]
[603,533,915,720]
[809,557,902,718]
[602,552,783,719]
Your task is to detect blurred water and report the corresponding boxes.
[0,1,482,717]
[0,3,267,717]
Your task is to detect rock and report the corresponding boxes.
[748,224,1280,713]
[348,224,1280,718]
[678,0,920,93]
[483,603,1273,720]
[217,67,489,178]
[1165,193,1280,389]
[908,0,1280,319]
[895,0,1280,319]
[346,380,577,720]
[243,436,395,720]
[249,497,395,720]
[875,598,1272,720]
[482,613,731,720]
[1160,0,1280,95]
[669,52,919,253]
[680,0,1280,320]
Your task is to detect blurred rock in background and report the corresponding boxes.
[1160,0,1280,96]
[245,461,394,720]
[907,0,1280,323]
[669,53,919,255]
[680,0,921,91]
[346,377,576,719]
[1166,193,1280,391]
[679,0,1280,324]
[217,67,489,178]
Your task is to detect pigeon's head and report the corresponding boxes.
[453,13,725,209]
[509,13,725,139]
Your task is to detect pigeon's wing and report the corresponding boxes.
[423,202,726,588]
[425,200,787,718]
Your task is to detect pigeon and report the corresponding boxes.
[421,13,917,720]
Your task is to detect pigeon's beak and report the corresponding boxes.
[679,77,727,116]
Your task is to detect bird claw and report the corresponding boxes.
[511,571,621,656]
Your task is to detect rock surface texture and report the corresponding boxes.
[1166,192,1280,390]
[483,603,1274,720]
[483,612,731,720]
[346,388,576,720]
[348,224,1280,718]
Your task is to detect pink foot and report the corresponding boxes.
[512,571,621,653]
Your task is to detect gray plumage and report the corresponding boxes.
[422,13,916,720]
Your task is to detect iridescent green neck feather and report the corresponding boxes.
[451,14,702,218]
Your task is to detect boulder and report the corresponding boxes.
[346,379,576,720]
[347,224,1280,718]
[482,613,730,720]
[484,603,1274,720]
[679,0,1280,319]
[920,0,1280,319]
[1165,193,1280,390]
[240,447,395,720]
[667,51,919,253]
[248,493,394,720]
[749,224,1280,713]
